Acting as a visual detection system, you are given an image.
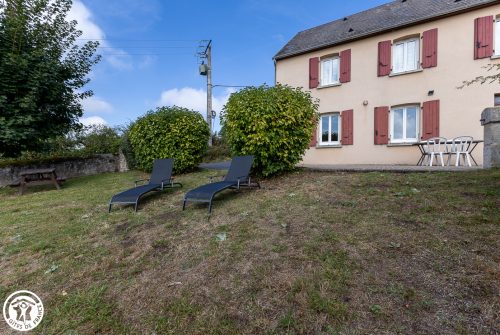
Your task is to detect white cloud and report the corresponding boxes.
[68,1,103,41]
[104,53,133,71]
[82,96,114,114]
[80,116,107,126]
[156,87,235,114]
[69,0,132,70]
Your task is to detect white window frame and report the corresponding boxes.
[494,93,500,106]
[390,105,420,144]
[392,37,420,74]
[495,17,500,57]
[320,56,340,86]
[319,113,341,145]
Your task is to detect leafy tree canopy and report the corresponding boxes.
[0,0,100,157]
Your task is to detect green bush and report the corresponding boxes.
[77,125,121,155]
[128,106,209,173]
[221,84,319,176]
[203,132,231,163]
[0,125,122,167]
[0,153,94,168]
[26,125,121,156]
[118,124,137,170]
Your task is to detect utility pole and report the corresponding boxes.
[206,41,212,147]
[198,40,213,147]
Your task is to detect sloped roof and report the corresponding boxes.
[274,0,500,60]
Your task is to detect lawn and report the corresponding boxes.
[0,168,498,334]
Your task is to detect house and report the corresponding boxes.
[274,0,500,165]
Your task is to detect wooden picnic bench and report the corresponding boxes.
[18,168,64,195]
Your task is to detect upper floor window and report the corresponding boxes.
[320,57,340,86]
[320,113,340,145]
[379,29,436,76]
[390,105,419,143]
[393,38,420,73]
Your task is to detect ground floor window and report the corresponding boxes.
[320,113,340,145]
[390,105,419,143]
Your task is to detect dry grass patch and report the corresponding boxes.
[0,168,498,334]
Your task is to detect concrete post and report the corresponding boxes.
[480,107,500,168]
[118,149,129,172]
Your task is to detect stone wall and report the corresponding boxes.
[0,154,124,187]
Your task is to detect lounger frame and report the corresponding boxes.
[183,156,259,213]
[109,179,182,212]
[108,159,181,212]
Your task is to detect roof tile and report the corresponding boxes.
[274,0,499,60]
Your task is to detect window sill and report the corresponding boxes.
[316,144,342,149]
[387,142,417,147]
[318,83,341,89]
[389,68,423,77]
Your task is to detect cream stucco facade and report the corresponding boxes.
[276,5,500,165]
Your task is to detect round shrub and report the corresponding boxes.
[128,106,209,173]
[221,84,319,177]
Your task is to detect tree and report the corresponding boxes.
[0,0,100,157]
[221,84,319,177]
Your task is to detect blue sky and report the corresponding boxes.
[72,0,389,130]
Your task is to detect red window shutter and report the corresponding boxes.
[341,109,354,145]
[378,41,391,76]
[309,57,319,88]
[339,49,351,83]
[474,16,494,59]
[374,106,389,145]
[309,124,317,147]
[422,100,440,140]
[422,28,438,68]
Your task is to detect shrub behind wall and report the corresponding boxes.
[128,106,209,173]
[0,125,123,167]
[221,84,319,177]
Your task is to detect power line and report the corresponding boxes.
[85,39,203,57]
[99,53,195,56]
[76,38,201,42]
[96,46,195,49]
[212,84,252,88]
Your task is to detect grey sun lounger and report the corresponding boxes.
[108,158,182,212]
[183,155,260,213]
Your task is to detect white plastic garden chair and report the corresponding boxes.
[448,136,473,167]
[424,137,448,167]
